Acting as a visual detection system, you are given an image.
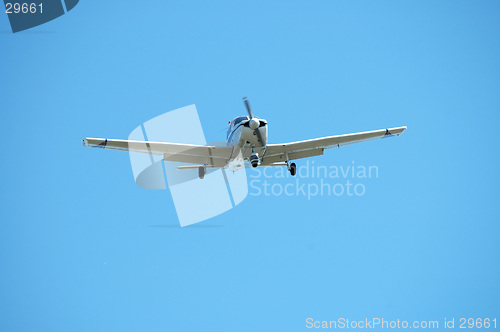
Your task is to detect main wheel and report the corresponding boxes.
[290,163,296,176]
[198,166,205,179]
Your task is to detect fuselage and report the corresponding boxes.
[226,116,268,161]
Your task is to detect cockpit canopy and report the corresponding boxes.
[227,116,249,137]
[232,116,249,126]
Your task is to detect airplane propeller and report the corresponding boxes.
[243,97,254,119]
[243,97,264,147]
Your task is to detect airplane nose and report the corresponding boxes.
[249,118,260,130]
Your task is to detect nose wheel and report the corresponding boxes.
[250,151,259,168]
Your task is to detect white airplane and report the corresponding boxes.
[84,98,406,179]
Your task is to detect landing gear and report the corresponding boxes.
[250,151,259,168]
[284,152,296,176]
[286,159,297,176]
[198,166,206,179]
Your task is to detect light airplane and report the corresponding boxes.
[83,98,407,179]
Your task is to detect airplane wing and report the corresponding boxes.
[261,126,407,165]
[83,138,236,167]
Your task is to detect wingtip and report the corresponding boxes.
[397,126,408,136]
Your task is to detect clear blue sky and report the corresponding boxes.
[1,1,499,331]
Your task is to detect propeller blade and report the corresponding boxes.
[243,97,264,147]
[243,97,254,119]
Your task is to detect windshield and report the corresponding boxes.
[232,116,249,126]
[227,116,249,139]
